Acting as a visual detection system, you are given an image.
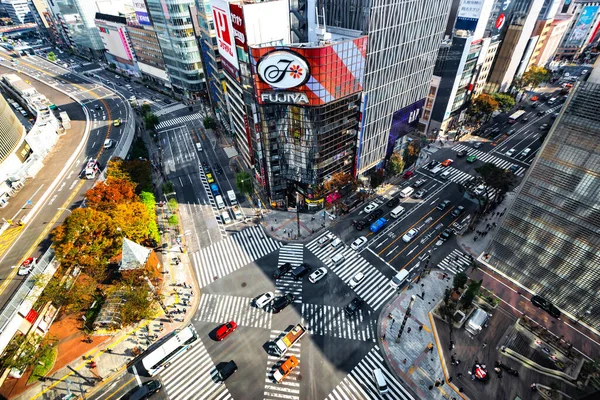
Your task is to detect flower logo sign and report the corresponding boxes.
[257,50,311,89]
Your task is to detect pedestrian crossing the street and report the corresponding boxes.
[156,111,204,130]
[264,330,302,400]
[326,345,415,400]
[451,144,526,176]
[276,244,304,303]
[307,232,396,311]
[437,249,472,275]
[159,338,233,400]
[195,293,273,329]
[192,226,282,288]
[302,303,376,341]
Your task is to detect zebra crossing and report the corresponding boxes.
[159,338,233,400]
[302,303,376,341]
[276,244,304,303]
[264,330,302,400]
[156,111,204,130]
[326,345,414,400]
[154,102,187,117]
[192,226,282,288]
[437,249,472,275]
[307,232,396,311]
[434,166,474,184]
[451,143,526,176]
[195,293,273,329]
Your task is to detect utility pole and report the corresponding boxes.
[396,295,416,343]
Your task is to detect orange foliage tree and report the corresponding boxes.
[85,177,137,211]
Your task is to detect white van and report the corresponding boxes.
[331,238,343,249]
[373,368,389,394]
[547,97,557,105]
[221,211,232,225]
[331,253,345,265]
[520,148,531,157]
[440,170,451,180]
[399,187,414,198]
[195,142,202,151]
[227,190,238,205]
[215,195,225,209]
[390,206,406,218]
[465,308,490,335]
[389,269,410,289]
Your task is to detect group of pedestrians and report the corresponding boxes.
[473,209,507,242]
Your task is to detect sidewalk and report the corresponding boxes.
[379,272,464,400]
[261,209,336,243]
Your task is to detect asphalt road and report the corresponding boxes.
[0,52,132,308]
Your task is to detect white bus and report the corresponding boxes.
[141,324,198,376]
[508,110,526,124]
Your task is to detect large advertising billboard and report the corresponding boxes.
[250,36,368,106]
[490,0,516,41]
[567,5,599,46]
[133,0,151,26]
[455,0,485,31]
[385,99,425,159]
[211,0,240,72]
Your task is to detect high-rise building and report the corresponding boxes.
[555,1,600,60]
[0,93,28,207]
[145,0,205,99]
[529,13,572,67]
[2,0,33,24]
[483,62,600,327]
[320,0,454,175]
[95,13,141,77]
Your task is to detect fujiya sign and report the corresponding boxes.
[260,92,309,105]
[257,50,310,89]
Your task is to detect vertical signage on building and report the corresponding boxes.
[229,3,247,51]
[490,0,515,40]
[211,0,240,71]
[567,5,600,46]
[385,99,425,159]
[133,1,151,26]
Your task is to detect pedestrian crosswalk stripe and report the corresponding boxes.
[154,103,187,117]
[307,232,396,311]
[276,244,304,302]
[302,303,376,341]
[195,293,273,329]
[326,345,414,400]
[437,166,474,184]
[159,339,233,400]
[156,112,204,130]
[193,226,282,288]
[278,243,304,266]
[437,249,471,275]
[451,143,526,175]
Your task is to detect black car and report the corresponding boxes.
[413,189,428,199]
[387,197,400,208]
[451,205,465,218]
[213,165,223,174]
[413,178,427,188]
[437,200,451,211]
[426,160,438,169]
[202,161,209,171]
[130,380,162,400]
[344,297,364,316]
[531,102,538,108]
[272,293,295,313]
[94,104,101,110]
[353,220,366,231]
[456,150,467,157]
[273,262,292,279]
[215,360,238,383]
[440,228,453,241]
[366,209,383,223]
[291,263,312,280]
[531,295,561,318]
[163,98,172,104]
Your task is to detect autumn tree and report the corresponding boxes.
[0,334,57,372]
[469,94,499,119]
[110,202,154,243]
[387,153,405,176]
[403,141,420,168]
[105,158,131,181]
[521,66,551,89]
[85,177,138,211]
[118,286,154,325]
[36,274,97,314]
[492,93,516,112]
[323,172,353,192]
[52,208,122,281]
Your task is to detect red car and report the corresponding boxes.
[216,321,237,341]
[403,170,414,179]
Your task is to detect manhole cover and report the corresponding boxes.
[241,282,247,287]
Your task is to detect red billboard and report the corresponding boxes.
[229,3,247,51]
[250,36,368,106]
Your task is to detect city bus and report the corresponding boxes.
[141,324,198,376]
[508,110,526,124]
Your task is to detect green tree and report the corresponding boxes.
[492,93,516,112]
[453,272,468,290]
[46,52,57,62]
[370,168,385,189]
[140,103,151,115]
[460,279,483,309]
[512,76,526,92]
[140,191,160,244]
[162,181,175,194]
[475,162,514,204]
[167,197,178,211]
[236,171,253,196]
[0,334,57,373]
[168,214,179,226]
[118,286,154,325]
[469,94,499,120]
[387,153,405,176]
[521,66,551,89]
[52,208,122,281]
[109,63,116,70]
[144,112,160,131]
[203,116,217,129]
[36,274,97,314]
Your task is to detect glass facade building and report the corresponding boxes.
[484,79,600,327]
[145,0,204,98]
[51,0,105,57]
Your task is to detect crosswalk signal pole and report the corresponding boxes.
[395,295,416,343]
